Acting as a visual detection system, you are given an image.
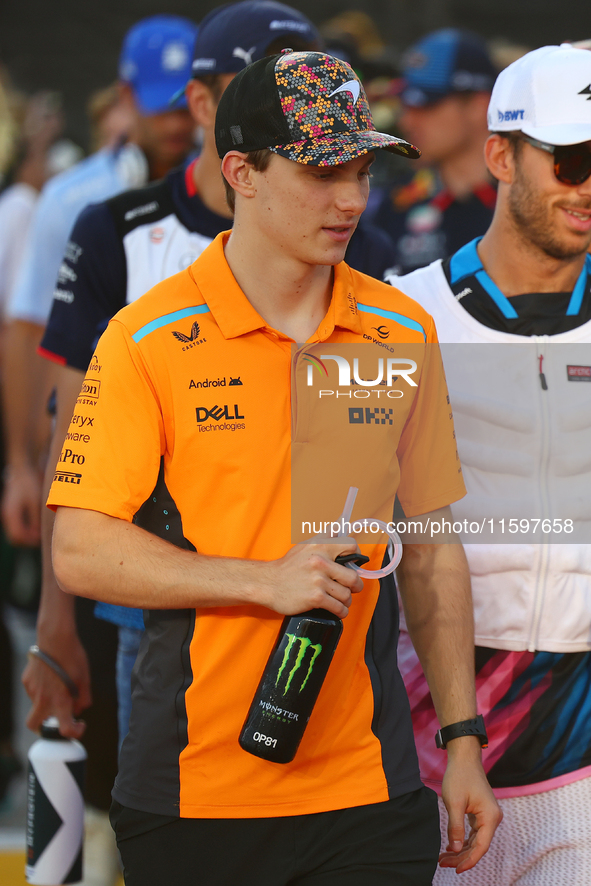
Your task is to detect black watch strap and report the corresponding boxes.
[435,714,488,749]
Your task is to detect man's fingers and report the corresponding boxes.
[454,815,500,873]
[446,805,466,853]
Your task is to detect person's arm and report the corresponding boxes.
[21,365,90,739]
[1,319,55,545]
[396,524,502,874]
[52,505,363,619]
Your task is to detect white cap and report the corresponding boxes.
[488,44,591,145]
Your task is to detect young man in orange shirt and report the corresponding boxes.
[49,50,500,885]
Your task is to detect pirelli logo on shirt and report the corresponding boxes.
[567,365,591,382]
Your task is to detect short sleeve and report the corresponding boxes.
[47,318,164,521]
[396,317,466,516]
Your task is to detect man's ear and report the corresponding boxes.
[485,133,516,184]
[221,152,257,199]
[185,79,217,129]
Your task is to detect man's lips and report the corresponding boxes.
[561,206,591,232]
[323,224,356,242]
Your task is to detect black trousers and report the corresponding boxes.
[112,787,439,886]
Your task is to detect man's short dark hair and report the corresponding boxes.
[490,130,524,157]
[222,148,274,213]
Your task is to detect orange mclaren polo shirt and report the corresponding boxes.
[48,231,465,819]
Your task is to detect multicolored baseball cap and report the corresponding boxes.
[215,51,420,165]
[401,28,496,107]
[191,0,321,75]
[119,16,198,114]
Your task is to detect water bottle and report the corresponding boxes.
[239,553,369,763]
[26,718,87,885]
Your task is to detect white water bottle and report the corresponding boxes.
[26,718,87,885]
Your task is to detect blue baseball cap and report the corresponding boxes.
[401,29,497,108]
[119,16,198,114]
[191,1,321,76]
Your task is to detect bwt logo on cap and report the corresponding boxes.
[497,109,525,122]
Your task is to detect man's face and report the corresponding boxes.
[399,94,484,165]
[247,151,374,267]
[507,139,591,261]
[135,108,195,169]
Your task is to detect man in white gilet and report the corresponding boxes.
[387,44,591,884]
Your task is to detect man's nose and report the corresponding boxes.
[334,179,368,215]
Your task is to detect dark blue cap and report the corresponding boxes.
[119,16,198,114]
[401,29,496,107]
[191,0,320,75]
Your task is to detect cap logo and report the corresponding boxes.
[233,46,256,67]
[269,20,309,33]
[329,80,361,106]
[579,84,591,100]
[497,109,525,122]
[162,42,190,72]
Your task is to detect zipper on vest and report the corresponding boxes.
[529,340,552,650]
[538,354,548,390]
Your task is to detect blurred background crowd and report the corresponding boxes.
[0,2,588,885]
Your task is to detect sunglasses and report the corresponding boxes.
[519,134,591,186]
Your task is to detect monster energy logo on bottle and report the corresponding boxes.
[275,634,323,696]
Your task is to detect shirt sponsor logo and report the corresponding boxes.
[79,379,100,400]
[54,470,82,485]
[150,227,164,244]
[88,356,101,373]
[53,288,74,304]
[371,326,389,340]
[64,432,90,443]
[349,407,394,425]
[64,241,82,264]
[196,404,244,423]
[172,321,206,350]
[59,448,85,465]
[124,201,158,222]
[57,262,77,284]
[70,415,94,428]
[196,404,246,433]
[189,376,243,389]
[455,287,472,301]
[567,364,591,381]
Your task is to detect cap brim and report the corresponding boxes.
[522,124,591,147]
[401,86,449,107]
[269,131,420,165]
[134,80,189,115]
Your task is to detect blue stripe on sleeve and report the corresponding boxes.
[357,303,426,341]
[132,304,210,343]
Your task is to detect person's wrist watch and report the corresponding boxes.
[435,714,488,749]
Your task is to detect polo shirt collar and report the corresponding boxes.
[189,232,363,341]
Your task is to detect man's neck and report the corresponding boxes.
[478,214,587,297]
[438,144,491,200]
[224,226,333,343]
[192,138,234,219]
